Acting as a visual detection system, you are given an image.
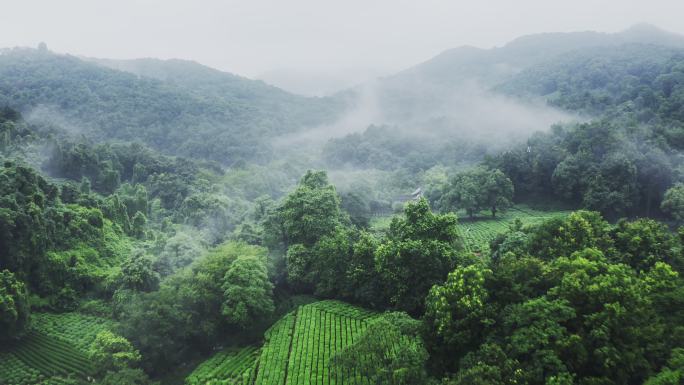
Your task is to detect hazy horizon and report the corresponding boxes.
[2,0,684,95]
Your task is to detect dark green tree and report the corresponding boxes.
[661,183,684,224]
[376,198,461,314]
[277,170,343,247]
[645,348,684,385]
[89,330,150,384]
[424,263,493,367]
[131,211,146,239]
[0,270,30,341]
[439,167,513,218]
[119,252,160,292]
[221,255,274,328]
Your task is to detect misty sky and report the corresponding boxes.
[2,0,684,94]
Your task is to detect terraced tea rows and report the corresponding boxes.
[457,207,570,253]
[1,331,93,383]
[370,205,571,253]
[0,312,113,384]
[186,346,260,385]
[253,312,296,385]
[31,312,115,351]
[252,300,376,385]
[0,351,43,385]
[284,302,370,385]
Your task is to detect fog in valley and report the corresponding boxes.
[3,2,684,385]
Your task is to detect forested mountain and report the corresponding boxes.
[484,42,684,218]
[3,24,684,385]
[0,48,346,164]
[324,26,684,219]
[499,43,684,123]
[88,57,345,127]
[359,24,684,122]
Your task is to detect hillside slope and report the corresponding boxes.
[363,24,684,122]
[0,48,345,164]
[89,57,345,128]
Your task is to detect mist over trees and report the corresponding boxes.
[2,23,684,385]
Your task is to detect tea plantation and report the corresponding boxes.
[0,312,115,385]
[456,206,571,253]
[185,346,260,385]
[372,205,570,254]
[186,301,377,385]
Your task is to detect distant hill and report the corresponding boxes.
[0,49,346,164]
[88,57,343,125]
[1,25,682,164]
[388,24,684,86]
[362,24,684,122]
[497,43,684,111]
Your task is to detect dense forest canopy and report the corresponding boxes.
[0,48,347,164]
[2,24,684,385]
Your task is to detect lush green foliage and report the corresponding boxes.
[89,330,142,376]
[0,269,30,340]
[272,170,344,248]
[117,252,160,292]
[3,29,684,385]
[118,241,273,373]
[0,162,132,308]
[221,255,275,328]
[272,173,463,314]
[424,210,684,384]
[662,183,684,223]
[0,48,344,164]
[375,198,461,314]
[437,167,514,218]
[644,348,684,384]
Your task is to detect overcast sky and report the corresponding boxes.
[2,0,683,93]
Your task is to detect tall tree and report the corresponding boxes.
[273,170,343,247]
[221,255,274,328]
[482,168,514,218]
[439,167,513,218]
[89,330,142,376]
[376,198,461,314]
[0,270,30,341]
[661,183,684,224]
[424,263,493,368]
[119,252,160,292]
